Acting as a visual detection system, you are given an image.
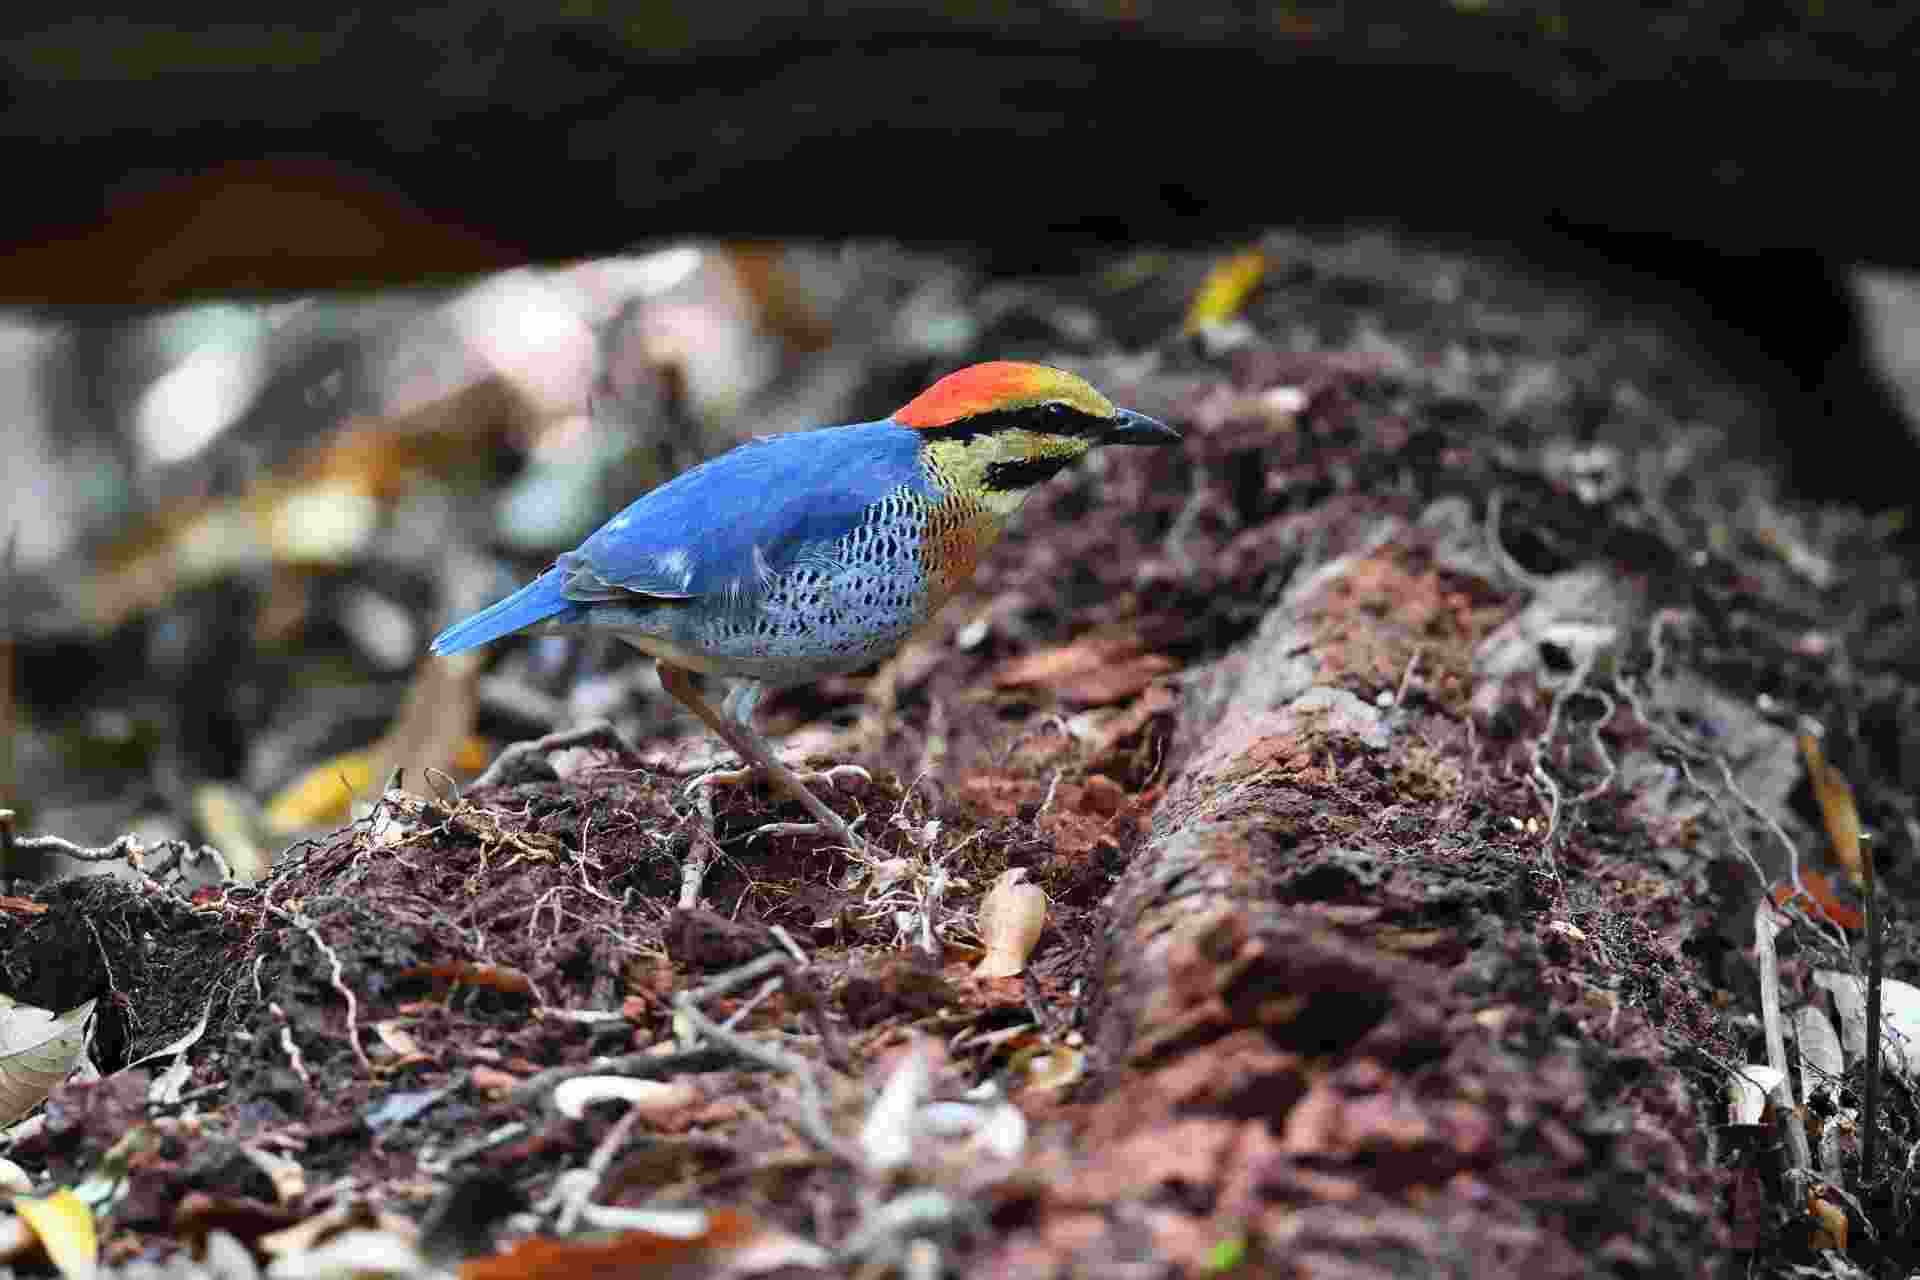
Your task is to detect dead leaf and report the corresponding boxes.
[265,655,486,834]
[975,869,1048,978]
[241,1148,307,1206]
[400,963,535,997]
[1184,248,1268,333]
[1771,869,1863,930]
[1012,1041,1085,1093]
[263,749,377,834]
[993,634,1177,708]
[1807,1193,1848,1251]
[13,1189,96,1280]
[459,1208,826,1280]
[194,783,271,882]
[0,997,96,1128]
[373,1021,426,1061]
[0,1213,35,1265]
[1799,729,1863,883]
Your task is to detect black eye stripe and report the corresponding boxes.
[914,403,1105,442]
[983,454,1076,491]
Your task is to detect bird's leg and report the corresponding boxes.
[674,681,871,794]
[657,663,866,851]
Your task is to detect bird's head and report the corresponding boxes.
[893,362,1179,515]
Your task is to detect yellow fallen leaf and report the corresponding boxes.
[262,643,487,834]
[975,868,1048,978]
[263,748,376,834]
[193,783,271,882]
[13,1189,96,1280]
[1183,248,1267,334]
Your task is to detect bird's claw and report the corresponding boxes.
[684,765,757,796]
[750,813,866,852]
[684,762,870,795]
[807,764,872,791]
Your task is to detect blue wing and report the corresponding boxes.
[556,420,927,599]
[431,420,927,655]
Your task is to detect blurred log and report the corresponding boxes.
[1,4,1916,506]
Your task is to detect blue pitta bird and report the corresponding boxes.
[431,362,1179,850]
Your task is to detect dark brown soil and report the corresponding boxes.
[4,232,1918,1277]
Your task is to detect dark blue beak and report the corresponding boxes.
[1102,407,1181,446]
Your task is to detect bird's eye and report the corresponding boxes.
[1043,402,1072,424]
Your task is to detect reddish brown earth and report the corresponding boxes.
[4,238,1919,1277]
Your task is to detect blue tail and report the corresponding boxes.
[431,568,573,655]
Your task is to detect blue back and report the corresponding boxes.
[560,420,930,600]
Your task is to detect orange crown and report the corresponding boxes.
[892,361,1064,430]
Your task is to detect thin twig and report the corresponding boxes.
[1753,900,1814,1176]
[1393,646,1423,709]
[680,782,718,909]
[1527,647,1597,881]
[556,1099,649,1234]
[721,975,783,1031]
[1861,824,1904,1186]
[674,994,857,1166]
[6,829,145,862]
[683,951,790,1006]
[769,925,809,967]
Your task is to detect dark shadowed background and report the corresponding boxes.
[3,2,1919,504]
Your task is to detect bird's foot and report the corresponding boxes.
[751,813,866,851]
[684,762,872,795]
[684,762,871,854]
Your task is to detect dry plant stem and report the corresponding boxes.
[557,1099,649,1235]
[722,976,785,1031]
[919,860,948,957]
[1753,899,1814,1176]
[769,925,809,967]
[658,661,865,853]
[1528,647,1599,881]
[469,721,631,791]
[6,826,145,863]
[674,993,856,1167]
[1862,825,1901,1186]
[672,952,852,1153]
[681,783,718,909]
[685,952,790,1004]
[836,1189,968,1270]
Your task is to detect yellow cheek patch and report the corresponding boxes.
[922,430,1088,501]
